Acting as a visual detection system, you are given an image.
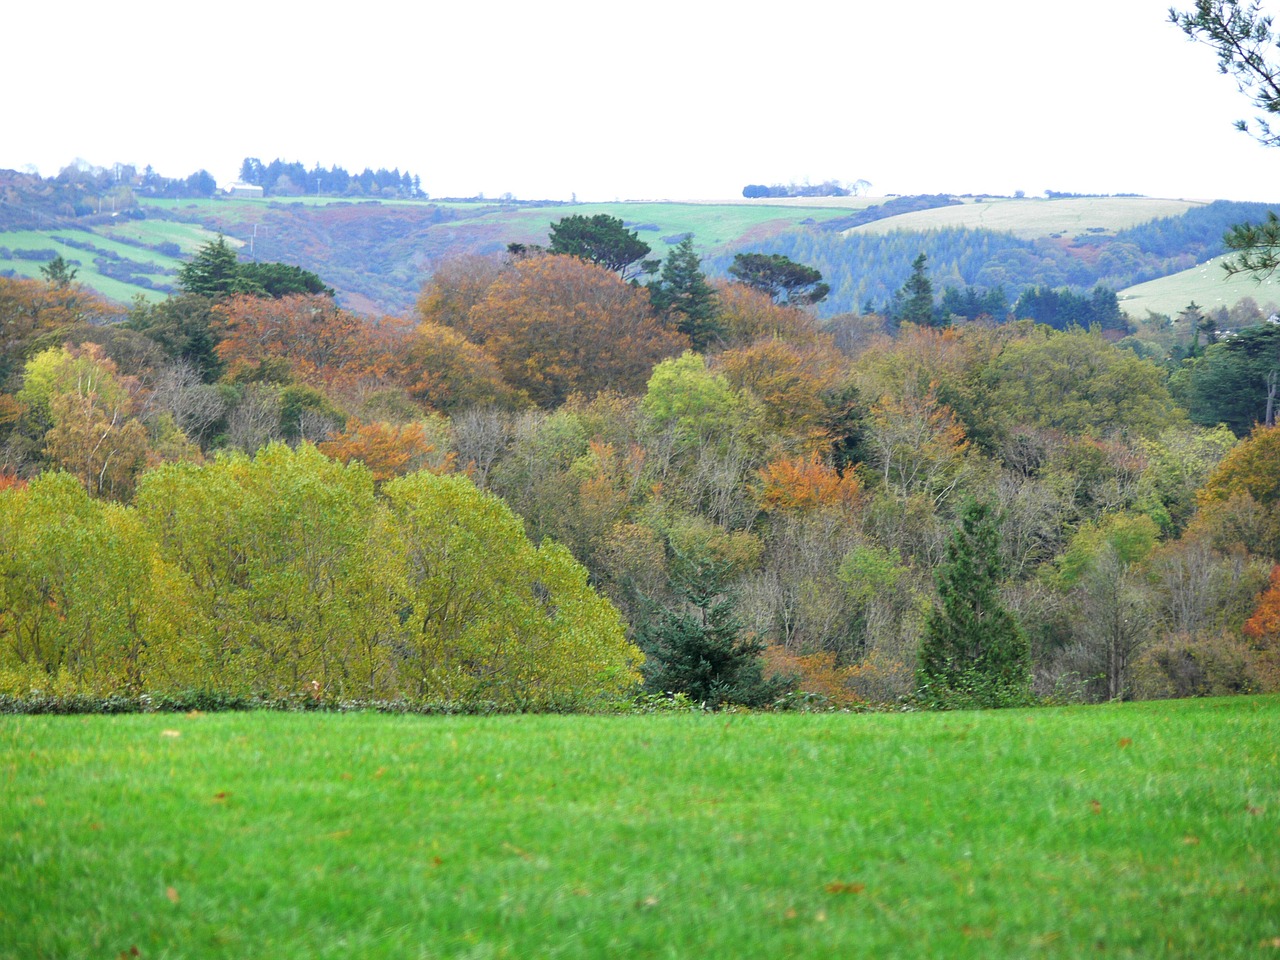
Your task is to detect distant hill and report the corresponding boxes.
[1,169,1277,320]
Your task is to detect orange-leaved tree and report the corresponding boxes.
[318,418,454,483]
[466,254,687,407]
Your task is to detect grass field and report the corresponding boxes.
[844,197,1205,240]
[0,227,181,305]
[1118,253,1280,319]
[2,696,1275,958]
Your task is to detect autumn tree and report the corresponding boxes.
[384,469,643,705]
[465,254,687,407]
[1193,423,1280,558]
[0,472,186,693]
[19,344,151,500]
[415,254,508,343]
[403,321,526,413]
[715,337,848,450]
[980,326,1184,440]
[916,499,1031,708]
[212,293,403,397]
[318,418,454,483]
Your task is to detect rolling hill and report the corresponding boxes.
[2,168,1278,321]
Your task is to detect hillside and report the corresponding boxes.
[2,167,1279,320]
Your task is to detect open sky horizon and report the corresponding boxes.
[5,0,1280,204]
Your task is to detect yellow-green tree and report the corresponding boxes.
[384,470,642,705]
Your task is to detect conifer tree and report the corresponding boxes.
[639,554,793,707]
[916,499,1031,707]
[899,252,937,326]
[648,237,721,351]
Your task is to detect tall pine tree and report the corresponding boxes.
[648,237,721,351]
[916,499,1031,708]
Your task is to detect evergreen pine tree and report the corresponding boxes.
[916,499,1031,708]
[648,237,722,351]
[899,252,938,326]
[639,554,793,707]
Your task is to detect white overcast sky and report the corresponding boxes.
[5,0,1279,202]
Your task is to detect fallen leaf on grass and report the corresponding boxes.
[117,946,140,959]
[161,730,181,739]
[784,908,798,920]
[635,896,660,909]
[89,823,102,831]
[212,792,230,802]
[1118,737,1132,748]
[825,882,865,894]
[1248,805,1264,816]
[1089,799,1102,815]
[1261,937,1280,948]
[165,886,179,904]
[1183,835,1201,846]
[374,767,387,779]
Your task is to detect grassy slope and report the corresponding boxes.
[1118,253,1280,318]
[2,696,1275,959]
[0,225,193,305]
[843,196,1205,240]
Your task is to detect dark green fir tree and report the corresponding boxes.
[916,499,1031,708]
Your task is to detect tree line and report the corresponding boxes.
[1,216,1279,709]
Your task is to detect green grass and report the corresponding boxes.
[2,696,1276,958]
[845,196,1205,240]
[98,220,225,256]
[1119,253,1280,318]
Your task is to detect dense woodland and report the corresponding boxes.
[2,214,1280,711]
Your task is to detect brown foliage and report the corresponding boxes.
[1199,424,1280,508]
[317,418,454,482]
[763,645,863,708]
[1130,630,1270,699]
[213,294,407,395]
[414,254,508,343]
[404,321,525,413]
[0,276,123,358]
[714,337,847,447]
[755,452,862,513]
[714,283,821,350]
[1244,565,1280,642]
[466,254,687,407]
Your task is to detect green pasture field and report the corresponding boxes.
[99,220,225,256]
[0,228,176,304]
[2,696,1276,958]
[1118,253,1280,319]
[844,196,1205,240]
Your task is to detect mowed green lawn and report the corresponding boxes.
[2,697,1276,959]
